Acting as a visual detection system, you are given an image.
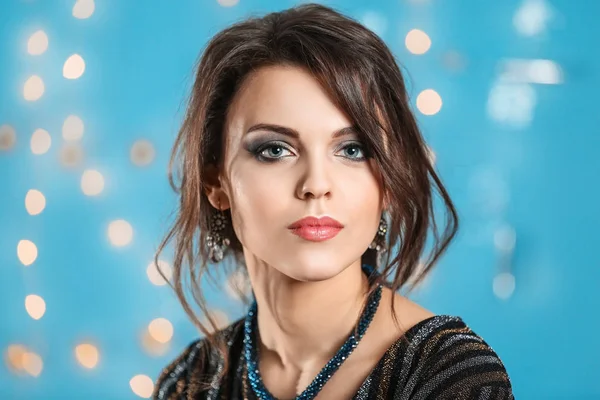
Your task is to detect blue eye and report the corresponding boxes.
[250,141,368,163]
[254,142,293,162]
[339,143,366,161]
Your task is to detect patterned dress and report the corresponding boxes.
[153,315,514,399]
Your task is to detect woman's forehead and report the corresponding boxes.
[225,65,353,137]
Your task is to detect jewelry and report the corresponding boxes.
[243,264,383,400]
[368,215,388,253]
[205,200,230,263]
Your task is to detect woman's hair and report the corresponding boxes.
[155,2,458,388]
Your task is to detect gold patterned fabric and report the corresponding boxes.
[153,315,513,399]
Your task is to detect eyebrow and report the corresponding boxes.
[245,123,359,139]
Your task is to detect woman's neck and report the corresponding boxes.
[247,259,370,370]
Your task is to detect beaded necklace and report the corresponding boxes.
[243,264,383,400]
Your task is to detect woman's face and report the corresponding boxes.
[213,65,384,282]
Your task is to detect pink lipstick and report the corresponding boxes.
[287,216,344,242]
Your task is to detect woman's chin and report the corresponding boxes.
[278,261,350,283]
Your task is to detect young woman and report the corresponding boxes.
[152,3,513,399]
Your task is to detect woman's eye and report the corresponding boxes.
[337,143,367,161]
[255,144,293,161]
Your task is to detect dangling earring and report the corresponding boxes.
[206,199,230,263]
[369,215,388,253]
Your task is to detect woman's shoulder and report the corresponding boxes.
[378,314,514,399]
[152,318,245,399]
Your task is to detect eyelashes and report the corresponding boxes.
[247,140,369,163]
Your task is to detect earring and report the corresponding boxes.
[369,215,387,253]
[206,200,230,263]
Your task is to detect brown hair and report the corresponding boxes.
[155,2,458,389]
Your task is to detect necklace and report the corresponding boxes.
[243,264,383,400]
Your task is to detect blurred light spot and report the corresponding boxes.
[17,240,38,266]
[0,124,17,151]
[130,140,155,167]
[25,189,46,215]
[130,374,154,398]
[225,269,252,301]
[75,343,99,369]
[5,344,28,372]
[60,143,84,168]
[487,83,536,128]
[513,0,552,37]
[147,260,172,286]
[22,351,43,377]
[217,0,239,7]
[494,224,516,253]
[24,75,44,101]
[148,318,173,344]
[405,29,431,55]
[360,11,388,37]
[108,219,133,247]
[81,169,104,196]
[141,330,169,357]
[416,89,442,115]
[62,115,84,141]
[63,54,85,79]
[30,128,51,154]
[201,309,230,333]
[25,295,46,320]
[493,272,516,300]
[72,0,95,19]
[27,30,48,55]
[499,58,562,85]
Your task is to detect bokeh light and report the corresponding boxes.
[27,30,48,55]
[405,29,431,55]
[217,0,239,7]
[130,374,154,398]
[17,240,38,266]
[74,343,99,369]
[81,169,105,196]
[62,115,85,141]
[147,318,174,344]
[22,351,43,377]
[130,140,156,166]
[416,89,442,115]
[23,75,45,101]
[494,272,516,300]
[147,260,172,286]
[59,143,84,168]
[30,128,51,155]
[0,124,17,151]
[25,295,46,320]
[73,0,95,19]
[5,344,28,372]
[63,54,86,79]
[107,219,133,247]
[25,189,46,215]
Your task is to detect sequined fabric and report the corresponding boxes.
[153,315,513,399]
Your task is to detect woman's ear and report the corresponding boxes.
[204,164,231,210]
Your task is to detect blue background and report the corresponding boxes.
[1,0,599,398]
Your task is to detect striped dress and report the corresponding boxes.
[153,315,513,399]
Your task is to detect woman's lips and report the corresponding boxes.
[289,226,342,242]
[287,217,344,242]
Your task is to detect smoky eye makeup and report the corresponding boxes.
[242,133,294,157]
[242,131,370,163]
